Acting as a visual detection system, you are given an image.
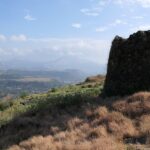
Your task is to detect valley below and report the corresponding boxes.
[0,69,86,100]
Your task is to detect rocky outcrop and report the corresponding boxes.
[103,30,150,96]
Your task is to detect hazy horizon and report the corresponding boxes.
[0,0,150,73]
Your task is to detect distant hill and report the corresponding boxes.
[0,69,87,99]
[0,69,86,83]
[0,56,106,75]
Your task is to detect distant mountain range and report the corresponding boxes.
[0,56,106,76]
[0,57,106,99]
[0,69,87,83]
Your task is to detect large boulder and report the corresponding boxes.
[103,30,150,96]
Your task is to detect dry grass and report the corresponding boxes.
[1,106,125,150]
[90,107,136,140]
[85,75,105,83]
[113,92,150,147]
[113,92,150,117]
[9,135,124,150]
[139,115,150,134]
[1,92,150,150]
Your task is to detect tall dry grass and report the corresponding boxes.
[1,92,150,150]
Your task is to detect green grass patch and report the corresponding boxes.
[0,82,103,127]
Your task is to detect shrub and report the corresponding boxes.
[20,92,28,99]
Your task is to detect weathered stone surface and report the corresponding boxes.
[103,30,150,96]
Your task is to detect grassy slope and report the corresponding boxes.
[0,76,150,150]
[0,79,103,127]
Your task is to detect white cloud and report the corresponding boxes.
[80,8,100,16]
[81,0,150,20]
[96,27,108,32]
[137,0,150,8]
[90,0,150,8]
[0,34,6,41]
[24,14,36,21]
[72,23,82,29]
[114,0,150,8]
[0,37,110,64]
[110,19,127,27]
[0,47,29,57]
[96,19,127,32]
[80,0,109,17]
[132,15,144,19]
[0,48,11,55]
[131,25,150,32]
[30,38,110,64]
[10,34,27,42]
[99,0,110,6]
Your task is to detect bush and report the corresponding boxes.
[0,100,13,111]
[20,92,29,99]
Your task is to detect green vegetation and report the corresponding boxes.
[0,81,103,127]
[19,91,29,99]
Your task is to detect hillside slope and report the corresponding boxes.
[0,76,150,150]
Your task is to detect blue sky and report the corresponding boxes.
[0,0,150,71]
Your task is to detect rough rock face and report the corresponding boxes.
[103,30,150,96]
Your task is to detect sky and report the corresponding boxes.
[0,0,150,72]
